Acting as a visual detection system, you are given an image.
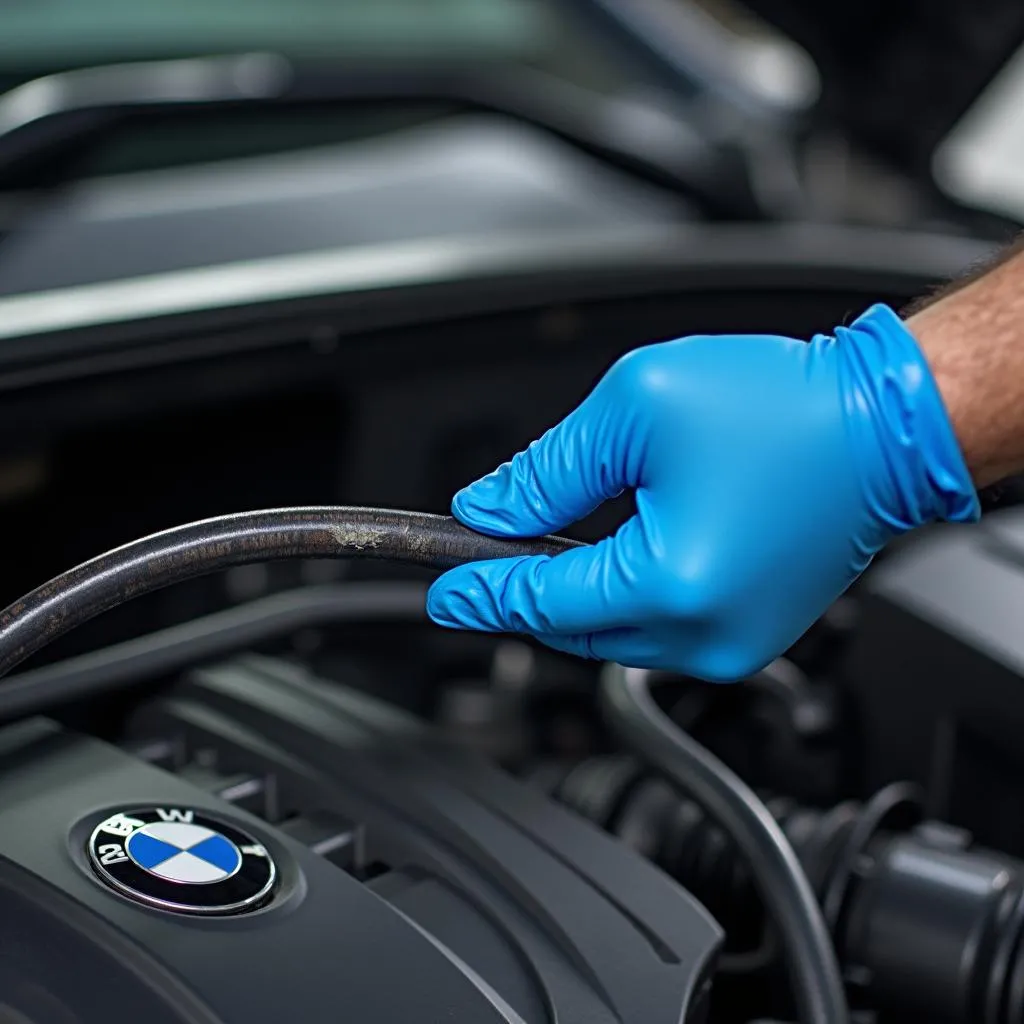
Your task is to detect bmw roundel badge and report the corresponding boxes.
[87,807,276,915]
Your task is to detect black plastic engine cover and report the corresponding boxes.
[0,654,721,1024]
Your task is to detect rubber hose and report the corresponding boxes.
[600,662,848,1024]
[0,506,581,681]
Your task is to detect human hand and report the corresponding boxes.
[426,304,979,681]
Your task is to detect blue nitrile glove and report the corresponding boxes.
[426,304,980,682]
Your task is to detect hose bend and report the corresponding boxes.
[0,506,581,680]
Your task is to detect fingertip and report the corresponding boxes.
[425,566,490,630]
[451,477,520,536]
[426,558,531,632]
[425,576,465,630]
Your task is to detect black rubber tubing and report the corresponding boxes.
[600,663,849,1024]
[0,507,581,682]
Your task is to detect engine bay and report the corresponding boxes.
[4,1,1024,1016]
[0,235,1020,1024]
[3,499,1024,1024]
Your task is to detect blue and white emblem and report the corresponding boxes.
[87,807,276,915]
[126,820,242,883]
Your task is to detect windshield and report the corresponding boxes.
[0,0,821,310]
[0,0,819,109]
[3,0,545,62]
[0,0,653,97]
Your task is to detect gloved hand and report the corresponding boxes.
[426,304,980,681]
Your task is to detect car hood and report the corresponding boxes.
[0,112,688,298]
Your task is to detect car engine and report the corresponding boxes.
[1,502,1023,1024]
[3,0,1024,1014]
[0,650,721,1024]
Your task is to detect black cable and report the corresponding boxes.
[0,582,428,724]
[0,507,580,683]
[600,663,848,1024]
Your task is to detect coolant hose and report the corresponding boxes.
[0,506,580,680]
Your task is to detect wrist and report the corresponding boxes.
[907,302,1011,489]
[903,242,1024,490]
[833,303,980,530]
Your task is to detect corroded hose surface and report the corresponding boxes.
[0,507,582,681]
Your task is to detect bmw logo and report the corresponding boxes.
[87,807,276,915]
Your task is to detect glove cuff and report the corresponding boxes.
[835,302,980,531]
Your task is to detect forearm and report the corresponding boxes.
[907,238,1024,488]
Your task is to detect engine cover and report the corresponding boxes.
[0,654,721,1024]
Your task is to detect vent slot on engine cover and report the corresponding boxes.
[122,721,393,885]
